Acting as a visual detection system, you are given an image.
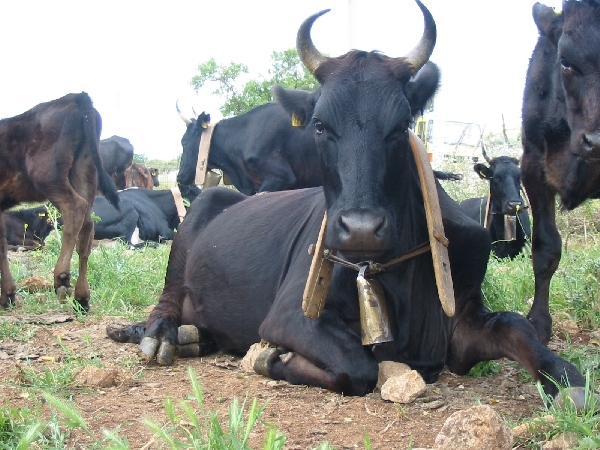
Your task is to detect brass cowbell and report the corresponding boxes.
[357,266,393,345]
[504,215,517,241]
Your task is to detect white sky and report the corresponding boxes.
[0,0,561,160]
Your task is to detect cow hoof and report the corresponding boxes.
[554,387,600,411]
[178,343,200,358]
[56,286,73,300]
[157,342,177,365]
[139,336,160,360]
[253,347,281,378]
[178,325,200,345]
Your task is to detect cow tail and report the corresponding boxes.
[77,92,120,210]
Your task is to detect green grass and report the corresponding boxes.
[2,368,288,450]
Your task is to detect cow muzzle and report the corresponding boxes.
[331,210,391,260]
[573,131,600,161]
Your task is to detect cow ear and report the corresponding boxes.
[405,61,440,117]
[273,85,321,128]
[533,3,563,46]
[474,163,492,180]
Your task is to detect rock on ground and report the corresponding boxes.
[380,370,426,404]
[377,360,411,389]
[434,404,513,450]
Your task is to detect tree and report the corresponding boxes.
[190,49,318,117]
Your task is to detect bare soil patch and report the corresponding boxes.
[1,314,585,449]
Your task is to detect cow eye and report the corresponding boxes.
[559,57,574,74]
[314,119,324,134]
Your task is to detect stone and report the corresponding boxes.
[434,405,513,450]
[240,342,269,373]
[73,367,120,388]
[380,370,426,404]
[18,276,52,293]
[541,432,578,450]
[377,360,411,389]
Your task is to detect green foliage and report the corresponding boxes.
[144,367,286,449]
[146,156,182,175]
[0,320,37,341]
[515,373,600,449]
[191,49,318,117]
[132,153,148,164]
[468,360,503,378]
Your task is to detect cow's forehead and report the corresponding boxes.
[314,67,412,126]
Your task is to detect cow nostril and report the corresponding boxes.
[581,133,600,152]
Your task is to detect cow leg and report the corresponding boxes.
[522,165,559,345]
[448,302,584,399]
[259,310,379,396]
[72,205,94,311]
[0,216,17,307]
[46,191,89,308]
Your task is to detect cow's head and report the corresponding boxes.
[177,103,210,154]
[276,0,438,261]
[531,1,600,208]
[149,168,160,187]
[474,156,524,215]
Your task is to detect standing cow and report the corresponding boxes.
[99,135,134,190]
[521,0,600,345]
[0,93,118,311]
[109,1,585,403]
[460,155,531,259]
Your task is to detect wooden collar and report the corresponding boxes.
[302,130,455,319]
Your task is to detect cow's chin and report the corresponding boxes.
[561,189,600,211]
[336,249,388,264]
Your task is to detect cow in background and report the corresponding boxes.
[3,206,55,251]
[92,196,142,247]
[93,187,195,246]
[0,92,119,311]
[99,135,134,190]
[521,0,600,344]
[124,163,160,189]
[109,1,586,405]
[176,96,321,196]
[460,155,531,259]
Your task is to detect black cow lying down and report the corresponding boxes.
[108,1,585,403]
[3,206,55,251]
[93,188,196,246]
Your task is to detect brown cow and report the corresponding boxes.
[0,92,118,311]
[124,163,159,189]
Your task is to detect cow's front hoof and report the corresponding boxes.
[253,347,281,378]
[178,325,199,345]
[178,343,200,358]
[56,285,74,301]
[0,292,16,308]
[554,387,600,412]
[74,298,90,314]
[157,342,177,365]
[140,336,160,360]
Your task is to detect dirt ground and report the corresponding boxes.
[2,312,591,450]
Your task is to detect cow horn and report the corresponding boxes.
[297,9,331,75]
[403,0,437,75]
[481,142,492,163]
[176,100,192,125]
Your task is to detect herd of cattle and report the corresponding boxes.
[1,0,598,407]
